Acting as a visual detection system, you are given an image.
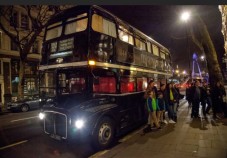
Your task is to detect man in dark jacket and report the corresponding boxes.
[191,80,202,118]
[201,81,208,118]
[186,82,194,109]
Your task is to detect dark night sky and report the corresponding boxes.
[101,5,225,72]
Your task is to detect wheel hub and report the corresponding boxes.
[98,123,111,144]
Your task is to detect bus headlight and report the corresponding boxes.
[39,112,45,120]
[75,119,84,129]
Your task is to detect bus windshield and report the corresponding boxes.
[57,69,86,95]
[39,69,87,97]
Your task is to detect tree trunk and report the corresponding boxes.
[18,60,25,99]
[199,19,223,86]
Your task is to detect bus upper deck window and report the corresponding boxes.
[118,30,134,45]
[92,14,117,38]
[65,18,88,35]
[46,26,62,41]
[46,22,62,41]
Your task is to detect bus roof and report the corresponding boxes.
[47,5,170,54]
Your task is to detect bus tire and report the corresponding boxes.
[92,117,115,150]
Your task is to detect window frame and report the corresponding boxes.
[152,44,159,56]
[135,37,146,51]
[21,13,29,30]
[118,25,134,45]
[91,13,117,38]
[45,22,63,41]
[65,13,88,35]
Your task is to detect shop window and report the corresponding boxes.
[120,77,135,93]
[12,76,19,95]
[24,78,37,95]
[93,77,116,93]
[11,60,19,75]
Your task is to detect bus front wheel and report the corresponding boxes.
[92,117,115,150]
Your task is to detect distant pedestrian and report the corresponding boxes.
[166,82,179,123]
[191,80,202,118]
[211,81,226,120]
[186,82,193,109]
[205,83,212,115]
[200,80,212,118]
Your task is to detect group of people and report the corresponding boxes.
[142,78,227,133]
[186,80,227,120]
[143,80,181,132]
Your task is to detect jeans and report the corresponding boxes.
[167,102,177,120]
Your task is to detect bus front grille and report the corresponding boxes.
[44,111,67,139]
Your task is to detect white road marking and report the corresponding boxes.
[0,140,28,150]
[10,116,38,123]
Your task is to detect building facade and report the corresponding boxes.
[219,5,227,80]
[219,5,227,54]
[0,6,42,105]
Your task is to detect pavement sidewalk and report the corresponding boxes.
[92,99,227,158]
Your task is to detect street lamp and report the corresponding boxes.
[181,11,190,22]
[180,11,191,79]
[200,55,208,79]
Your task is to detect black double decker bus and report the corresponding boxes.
[38,5,172,149]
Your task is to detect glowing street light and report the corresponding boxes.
[181,11,191,22]
[200,55,208,79]
[200,55,205,61]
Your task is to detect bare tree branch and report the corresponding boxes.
[190,27,205,54]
